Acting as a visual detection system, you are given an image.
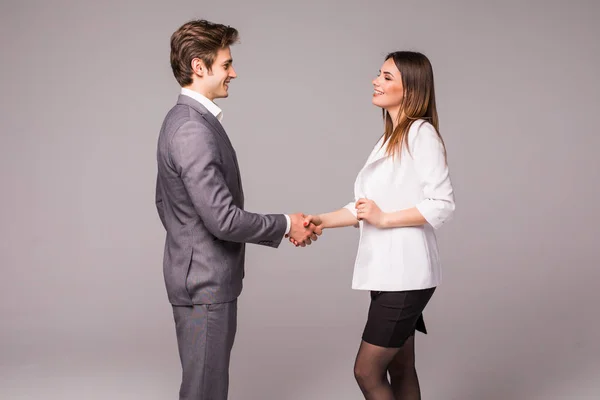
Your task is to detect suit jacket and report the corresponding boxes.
[155,95,287,305]
[343,119,455,291]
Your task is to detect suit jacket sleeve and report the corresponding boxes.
[155,176,166,229]
[169,121,287,246]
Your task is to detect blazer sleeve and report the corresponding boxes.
[155,176,166,229]
[410,123,455,229]
[343,201,358,218]
[169,121,287,246]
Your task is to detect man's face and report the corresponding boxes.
[201,47,237,100]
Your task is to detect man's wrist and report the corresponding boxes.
[284,214,291,235]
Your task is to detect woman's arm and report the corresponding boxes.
[355,199,427,228]
[312,208,358,229]
[382,207,427,228]
[288,208,358,246]
[409,124,455,229]
[356,123,455,229]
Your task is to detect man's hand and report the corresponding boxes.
[285,213,322,247]
[287,214,323,247]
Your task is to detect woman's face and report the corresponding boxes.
[372,58,404,111]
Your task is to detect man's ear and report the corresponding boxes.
[191,58,205,77]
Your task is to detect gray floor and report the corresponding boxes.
[3,296,599,400]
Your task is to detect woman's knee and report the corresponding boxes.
[354,362,369,383]
[354,360,379,389]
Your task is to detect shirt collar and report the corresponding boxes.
[180,88,223,122]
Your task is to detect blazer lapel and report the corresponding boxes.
[177,95,236,154]
[357,136,387,179]
[177,95,244,193]
[365,136,388,166]
[354,136,388,199]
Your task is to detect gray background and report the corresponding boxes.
[1,0,599,399]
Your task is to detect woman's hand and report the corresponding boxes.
[355,198,387,228]
[303,214,322,227]
[288,215,323,247]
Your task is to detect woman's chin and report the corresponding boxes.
[372,97,384,107]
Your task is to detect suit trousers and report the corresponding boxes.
[172,299,238,400]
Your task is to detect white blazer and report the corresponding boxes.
[343,119,455,291]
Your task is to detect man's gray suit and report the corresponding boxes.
[155,94,288,399]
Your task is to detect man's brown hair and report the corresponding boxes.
[170,19,239,87]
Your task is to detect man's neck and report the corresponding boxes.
[180,87,223,122]
[183,84,214,101]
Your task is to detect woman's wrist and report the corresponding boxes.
[380,213,391,228]
[315,214,326,229]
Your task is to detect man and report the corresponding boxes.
[155,19,320,400]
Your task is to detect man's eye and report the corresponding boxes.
[385,77,391,80]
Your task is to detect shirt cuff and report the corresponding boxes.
[343,201,358,218]
[415,200,453,230]
[284,214,291,237]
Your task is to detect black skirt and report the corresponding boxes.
[362,287,436,348]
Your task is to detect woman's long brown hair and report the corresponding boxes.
[381,51,446,162]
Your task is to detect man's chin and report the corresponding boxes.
[212,92,229,100]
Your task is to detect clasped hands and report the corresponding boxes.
[284,213,322,248]
[285,198,386,247]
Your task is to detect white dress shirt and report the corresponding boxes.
[180,88,292,237]
[343,120,455,291]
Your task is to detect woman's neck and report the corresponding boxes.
[387,107,401,130]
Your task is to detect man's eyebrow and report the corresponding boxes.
[222,58,233,64]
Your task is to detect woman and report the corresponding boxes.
[292,51,455,399]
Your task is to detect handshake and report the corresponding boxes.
[283,199,383,247]
[284,213,324,247]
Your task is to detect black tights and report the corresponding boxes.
[353,335,421,400]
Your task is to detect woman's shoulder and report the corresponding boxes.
[408,119,436,133]
[407,119,438,144]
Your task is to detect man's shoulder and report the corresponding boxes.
[165,103,205,125]
[161,104,213,137]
